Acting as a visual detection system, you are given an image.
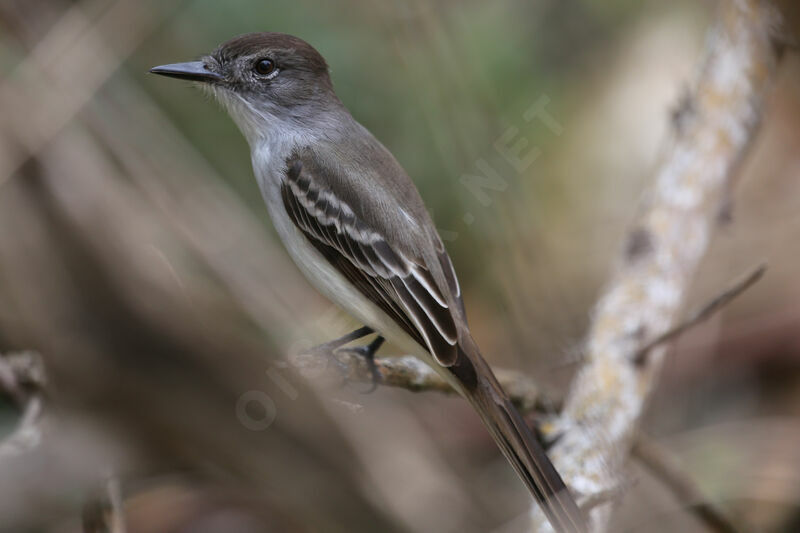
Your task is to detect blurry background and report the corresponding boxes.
[1,0,800,531]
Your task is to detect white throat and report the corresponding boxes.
[212,87,284,147]
[211,88,314,185]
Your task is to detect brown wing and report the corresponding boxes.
[281,158,460,366]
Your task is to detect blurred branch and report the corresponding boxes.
[632,435,741,533]
[0,351,45,457]
[82,476,126,533]
[0,0,177,184]
[531,1,782,531]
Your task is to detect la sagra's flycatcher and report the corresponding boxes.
[151,32,585,532]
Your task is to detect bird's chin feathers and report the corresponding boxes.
[203,84,281,147]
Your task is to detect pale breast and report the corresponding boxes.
[250,139,430,360]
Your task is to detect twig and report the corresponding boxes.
[291,350,543,412]
[632,435,742,533]
[633,263,766,365]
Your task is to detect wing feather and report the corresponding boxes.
[282,157,459,366]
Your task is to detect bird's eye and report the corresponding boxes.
[254,58,276,76]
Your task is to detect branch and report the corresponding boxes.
[293,259,764,417]
[291,351,544,413]
[531,1,781,531]
[292,259,766,443]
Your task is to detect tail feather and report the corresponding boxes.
[451,345,587,533]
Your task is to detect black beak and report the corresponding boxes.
[149,61,222,83]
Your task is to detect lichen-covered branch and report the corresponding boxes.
[531,1,781,531]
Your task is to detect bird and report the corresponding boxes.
[150,32,585,532]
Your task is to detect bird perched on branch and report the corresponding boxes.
[151,32,585,532]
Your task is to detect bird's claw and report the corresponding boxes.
[338,345,381,393]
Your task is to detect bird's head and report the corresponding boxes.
[150,32,339,141]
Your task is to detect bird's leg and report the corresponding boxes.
[342,335,385,392]
[311,326,374,354]
[305,326,384,391]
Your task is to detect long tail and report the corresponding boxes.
[449,343,587,533]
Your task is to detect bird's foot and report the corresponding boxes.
[296,327,384,392]
[339,336,385,393]
[294,327,374,386]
